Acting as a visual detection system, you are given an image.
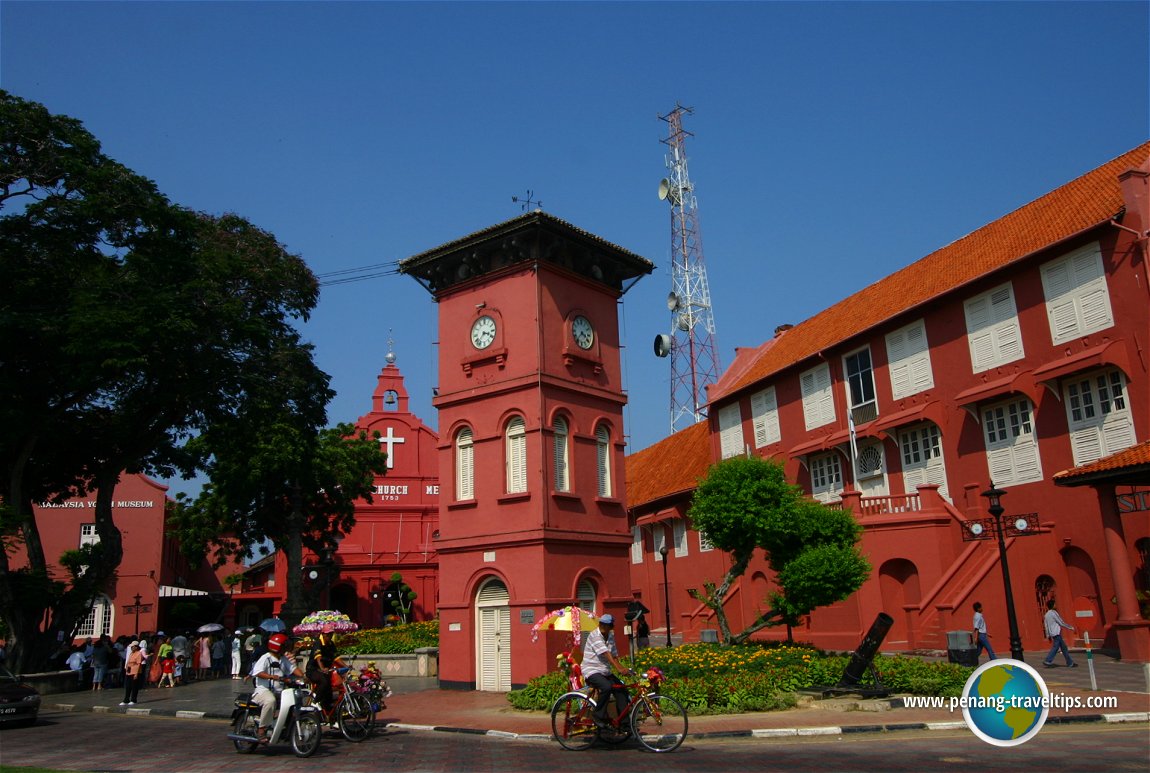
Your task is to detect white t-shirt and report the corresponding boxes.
[250,651,290,692]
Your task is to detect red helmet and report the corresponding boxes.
[267,633,289,654]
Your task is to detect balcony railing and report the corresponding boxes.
[827,490,926,516]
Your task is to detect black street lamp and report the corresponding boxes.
[659,544,672,648]
[964,483,1039,662]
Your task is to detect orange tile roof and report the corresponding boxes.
[714,142,1150,400]
[1053,440,1150,483]
[625,420,710,508]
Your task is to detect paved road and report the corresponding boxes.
[1,710,1146,772]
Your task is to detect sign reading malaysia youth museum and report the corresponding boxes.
[38,500,156,508]
[1116,489,1149,513]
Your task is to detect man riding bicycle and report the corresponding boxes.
[581,614,633,728]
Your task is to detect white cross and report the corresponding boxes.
[378,427,405,469]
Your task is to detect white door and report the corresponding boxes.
[476,580,511,692]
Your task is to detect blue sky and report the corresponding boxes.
[3,1,1147,496]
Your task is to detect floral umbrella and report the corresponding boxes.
[292,609,359,635]
[529,605,599,645]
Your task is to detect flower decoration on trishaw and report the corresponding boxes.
[344,661,393,712]
[531,605,601,691]
[292,610,360,635]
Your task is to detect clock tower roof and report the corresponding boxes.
[398,210,653,297]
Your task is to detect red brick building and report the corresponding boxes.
[26,473,241,639]
[231,350,441,631]
[628,143,1150,661]
[398,212,653,690]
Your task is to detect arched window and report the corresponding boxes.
[577,579,597,614]
[1035,575,1056,617]
[505,417,527,494]
[596,424,612,497]
[76,593,113,638]
[553,416,570,492]
[455,427,474,500]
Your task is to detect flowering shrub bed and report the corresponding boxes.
[507,642,972,714]
[340,620,439,655]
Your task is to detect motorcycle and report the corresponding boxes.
[228,678,322,757]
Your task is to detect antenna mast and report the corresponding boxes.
[655,104,721,433]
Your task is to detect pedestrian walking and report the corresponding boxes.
[230,633,242,679]
[1042,599,1077,668]
[90,635,113,690]
[972,602,996,660]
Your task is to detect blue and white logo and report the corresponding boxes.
[961,659,1050,746]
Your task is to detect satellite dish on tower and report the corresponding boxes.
[667,292,680,311]
[653,334,672,358]
[658,179,671,201]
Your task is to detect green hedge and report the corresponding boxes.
[339,620,439,655]
[507,642,972,714]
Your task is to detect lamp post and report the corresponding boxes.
[964,483,1039,662]
[659,544,672,648]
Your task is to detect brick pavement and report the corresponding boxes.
[40,651,1149,741]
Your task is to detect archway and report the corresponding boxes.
[1061,546,1105,637]
[878,558,921,648]
[475,578,511,692]
[329,584,358,625]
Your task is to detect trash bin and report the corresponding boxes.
[946,630,978,667]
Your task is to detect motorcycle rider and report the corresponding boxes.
[249,632,305,743]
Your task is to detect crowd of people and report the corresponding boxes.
[45,628,261,703]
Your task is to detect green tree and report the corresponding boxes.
[170,420,388,627]
[0,91,324,671]
[385,571,418,624]
[686,455,871,644]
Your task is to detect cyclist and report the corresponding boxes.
[581,613,633,729]
[306,624,346,716]
[249,632,305,743]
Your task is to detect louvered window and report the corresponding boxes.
[455,427,474,500]
[631,526,644,564]
[673,519,688,558]
[717,402,743,458]
[552,416,570,492]
[76,594,113,638]
[505,417,527,494]
[1041,242,1113,344]
[898,423,949,500]
[750,386,781,448]
[886,319,934,399]
[809,452,843,503]
[596,424,612,497]
[1064,369,1136,465]
[964,282,1024,372]
[982,398,1043,486]
[800,363,836,430]
[577,579,597,614]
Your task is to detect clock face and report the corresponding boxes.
[470,315,497,349]
[572,315,594,350]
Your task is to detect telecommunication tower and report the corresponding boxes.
[653,104,721,434]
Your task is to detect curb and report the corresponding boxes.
[44,701,1149,743]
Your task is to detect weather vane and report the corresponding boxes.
[511,189,542,211]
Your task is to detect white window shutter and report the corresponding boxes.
[506,418,527,494]
[718,403,743,458]
[631,527,643,564]
[887,320,933,399]
[596,425,612,497]
[456,428,474,500]
[552,417,569,492]
[750,387,780,447]
[801,363,835,430]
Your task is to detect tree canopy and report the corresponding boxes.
[686,455,871,644]
[0,90,331,670]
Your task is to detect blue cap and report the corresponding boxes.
[599,614,615,626]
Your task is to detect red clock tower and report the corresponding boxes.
[400,211,653,690]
